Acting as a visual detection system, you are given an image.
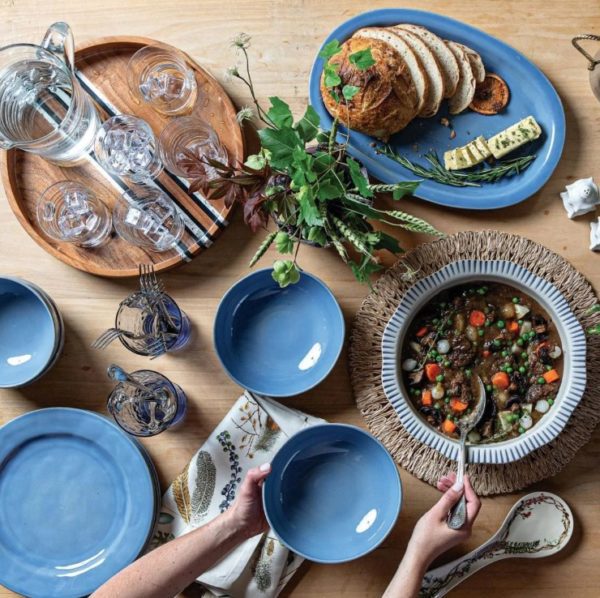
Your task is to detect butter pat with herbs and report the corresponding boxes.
[444,136,491,170]
[487,116,542,159]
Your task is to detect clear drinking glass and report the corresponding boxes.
[113,184,184,252]
[94,114,163,182]
[37,181,112,247]
[0,22,100,165]
[115,290,191,357]
[107,369,187,436]
[127,46,197,116]
[158,116,228,178]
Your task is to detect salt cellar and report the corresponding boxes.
[560,177,600,218]
[590,218,600,251]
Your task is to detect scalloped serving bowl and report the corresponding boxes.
[381,260,587,464]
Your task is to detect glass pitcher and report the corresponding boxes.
[0,22,99,165]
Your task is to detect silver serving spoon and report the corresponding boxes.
[447,375,487,530]
[423,492,573,597]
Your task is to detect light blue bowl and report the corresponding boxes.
[214,269,345,397]
[263,424,402,563]
[0,277,59,388]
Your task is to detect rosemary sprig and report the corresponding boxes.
[379,146,536,188]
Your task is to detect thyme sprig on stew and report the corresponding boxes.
[378,147,536,187]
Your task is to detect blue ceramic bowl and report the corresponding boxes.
[0,277,60,388]
[214,269,345,397]
[263,424,402,563]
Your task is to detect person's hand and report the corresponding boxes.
[225,463,271,540]
[404,473,481,572]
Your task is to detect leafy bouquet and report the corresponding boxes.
[186,34,442,286]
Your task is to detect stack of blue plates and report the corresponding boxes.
[0,408,160,597]
[0,277,65,388]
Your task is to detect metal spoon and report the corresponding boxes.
[107,364,165,400]
[447,375,487,530]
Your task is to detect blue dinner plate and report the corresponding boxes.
[0,408,156,598]
[0,277,60,388]
[263,424,402,563]
[213,269,345,397]
[308,9,565,210]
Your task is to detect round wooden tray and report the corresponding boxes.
[0,36,244,277]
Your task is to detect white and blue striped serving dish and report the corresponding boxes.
[381,260,587,464]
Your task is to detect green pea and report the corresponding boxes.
[486,384,492,392]
[465,368,472,376]
[518,319,523,325]
[506,367,514,374]
[444,360,451,367]
[447,318,453,325]
[444,398,450,404]
[548,398,554,406]
[521,354,528,361]
[493,339,502,347]
[477,288,486,295]
[436,355,443,363]
[545,365,553,371]
[519,366,526,374]
[478,329,484,337]
[512,297,520,304]
[436,374,444,382]
[519,426,525,434]
[517,338,525,346]
[501,350,508,357]
[430,349,438,357]
[497,320,505,329]
[485,320,491,327]
[432,318,440,325]
[537,377,546,385]
[434,403,441,410]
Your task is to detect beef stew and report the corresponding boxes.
[401,283,563,443]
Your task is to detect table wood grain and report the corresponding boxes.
[0,1,598,596]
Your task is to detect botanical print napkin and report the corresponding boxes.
[148,392,323,597]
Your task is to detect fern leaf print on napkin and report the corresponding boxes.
[191,451,216,524]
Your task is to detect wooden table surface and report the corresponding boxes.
[1,1,599,596]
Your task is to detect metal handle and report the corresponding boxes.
[41,21,75,71]
[447,433,467,529]
[572,34,600,71]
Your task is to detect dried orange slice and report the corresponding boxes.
[469,73,510,115]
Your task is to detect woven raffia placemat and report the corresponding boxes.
[349,230,600,495]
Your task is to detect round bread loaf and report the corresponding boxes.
[320,37,418,140]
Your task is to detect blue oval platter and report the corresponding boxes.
[264,424,402,563]
[308,9,565,210]
[0,408,156,598]
[213,269,345,397]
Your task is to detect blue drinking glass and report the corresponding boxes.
[107,368,187,436]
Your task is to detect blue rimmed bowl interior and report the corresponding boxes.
[0,277,60,388]
[263,424,402,563]
[214,269,345,397]
[381,260,587,464]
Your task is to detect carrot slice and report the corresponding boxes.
[421,390,433,406]
[507,320,519,333]
[469,310,486,327]
[425,363,441,381]
[416,326,428,338]
[450,399,468,412]
[543,369,560,383]
[491,371,510,390]
[442,419,457,434]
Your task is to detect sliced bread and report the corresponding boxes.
[396,23,460,98]
[390,26,444,117]
[445,40,476,114]
[354,27,428,115]
[453,42,486,83]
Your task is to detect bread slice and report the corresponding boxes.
[445,40,476,114]
[453,42,485,83]
[395,24,460,98]
[390,26,444,117]
[354,27,428,115]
